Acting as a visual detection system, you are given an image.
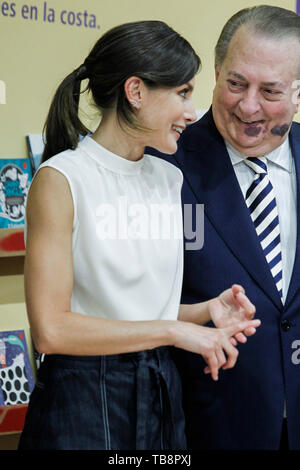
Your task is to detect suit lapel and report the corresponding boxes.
[284,124,300,309]
[176,109,282,311]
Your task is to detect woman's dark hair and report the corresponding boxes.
[42,20,200,162]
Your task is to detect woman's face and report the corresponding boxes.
[138,78,197,154]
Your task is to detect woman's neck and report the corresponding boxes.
[92,114,145,162]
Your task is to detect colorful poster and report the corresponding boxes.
[0,330,34,406]
[0,158,32,228]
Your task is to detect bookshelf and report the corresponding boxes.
[0,270,32,448]
[0,228,25,257]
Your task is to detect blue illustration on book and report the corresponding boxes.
[0,330,34,406]
[0,159,32,228]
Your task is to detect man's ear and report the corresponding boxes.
[214,63,220,82]
[124,76,143,109]
[295,89,300,113]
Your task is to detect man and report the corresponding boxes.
[149,5,300,449]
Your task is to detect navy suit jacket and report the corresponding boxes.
[148,108,300,450]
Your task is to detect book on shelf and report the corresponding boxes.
[0,158,32,229]
[26,133,94,177]
[26,134,44,175]
[0,330,34,407]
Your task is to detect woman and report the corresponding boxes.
[19,21,260,450]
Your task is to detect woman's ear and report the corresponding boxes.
[124,76,143,109]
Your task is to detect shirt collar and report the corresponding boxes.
[226,138,292,173]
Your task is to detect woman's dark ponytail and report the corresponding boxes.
[42,64,90,162]
[41,21,200,162]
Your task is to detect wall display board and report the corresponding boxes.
[0,0,298,159]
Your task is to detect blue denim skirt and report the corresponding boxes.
[18,346,186,450]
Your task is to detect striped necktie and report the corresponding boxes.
[244,157,283,301]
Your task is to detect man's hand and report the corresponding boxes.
[208,284,260,346]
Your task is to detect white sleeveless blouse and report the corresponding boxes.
[35,136,184,322]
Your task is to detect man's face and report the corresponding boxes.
[212,26,300,157]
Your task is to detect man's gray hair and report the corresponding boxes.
[215,5,300,71]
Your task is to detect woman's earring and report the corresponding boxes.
[129,99,141,110]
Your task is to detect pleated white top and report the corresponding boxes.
[35,136,184,321]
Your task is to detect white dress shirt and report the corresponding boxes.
[226,138,297,305]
